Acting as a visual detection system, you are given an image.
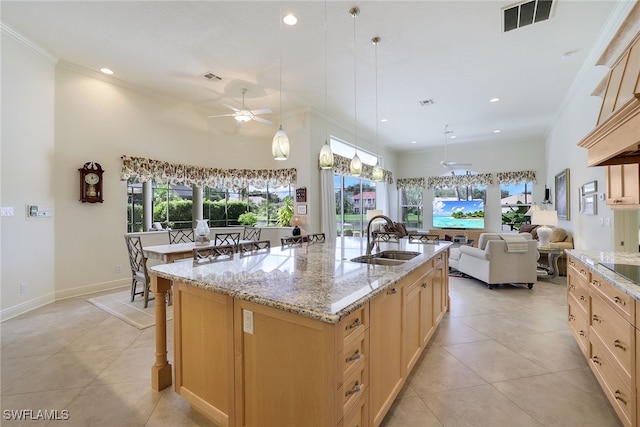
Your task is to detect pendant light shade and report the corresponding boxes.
[372,160,384,181]
[319,140,334,169]
[272,125,290,160]
[350,152,362,176]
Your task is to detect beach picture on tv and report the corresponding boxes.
[433,199,485,229]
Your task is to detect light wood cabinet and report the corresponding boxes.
[567,255,637,427]
[606,164,640,209]
[173,252,449,427]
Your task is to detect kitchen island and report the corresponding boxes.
[148,237,451,427]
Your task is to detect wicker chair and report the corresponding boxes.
[280,236,305,247]
[239,240,271,256]
[214,232,241,248]
[242,226,261,241]
[124,235,153,308]
[308,233,326,244]
[193,244,235,264]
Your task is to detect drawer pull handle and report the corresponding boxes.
[569,284,575,290]
[614,296,626,306]
[615,390,627,405]
[346,350,362,363]
[592,279,601,287]
[346,318,361,331]
[579,295,586,301]
[422,282,428,288]
[345,381,362,397]
[579,330,586,337]
[592,355,602,366]
[592,314,601,323]
[387,288,397,295]
[568,314,575,321]
[614,340,626,351]
[580,269,586,275]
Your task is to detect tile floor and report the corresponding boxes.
[1,276,621,426]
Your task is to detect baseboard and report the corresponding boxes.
[0,278,129,322]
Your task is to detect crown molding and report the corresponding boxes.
[0,21,58,65]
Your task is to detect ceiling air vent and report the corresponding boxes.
[503,0,553,32]
[201,72,222,81]
[419,99,435,106]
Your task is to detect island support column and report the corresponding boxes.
[151,275,172,391]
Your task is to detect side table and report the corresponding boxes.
[537,247,564,278]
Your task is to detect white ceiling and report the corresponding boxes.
[0,1,627,153]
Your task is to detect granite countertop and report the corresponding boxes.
[150,237,451,323]
[566,249,640,300]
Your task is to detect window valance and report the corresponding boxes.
[397,178,425,190]
[426,173,494,189]
[496,170,537,185]
[327,154,393,184]
[120,155,297,189]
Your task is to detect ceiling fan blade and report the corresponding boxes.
[208,113,237,118]
[222,103,241,112]
[249,108,272,115]
[252,116,273,125]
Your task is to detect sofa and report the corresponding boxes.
[451,232,539,289]
[519,224,573,276]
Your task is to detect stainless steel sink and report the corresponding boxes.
[350,250,420,265]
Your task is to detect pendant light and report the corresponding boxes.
[348,6,362,176]
[319,0,334,169]
[371,36,384,182]
[272,3,290,160]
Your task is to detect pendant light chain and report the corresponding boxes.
[372,36,384,182]
[272,2,290,160]
[319,0,334,169]
[349,7,362,176]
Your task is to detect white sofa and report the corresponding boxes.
[451,232,538,289]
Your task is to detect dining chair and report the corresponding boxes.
[308,233,326,244]
[408,233,439,244]
[215,232,241,248]
[242,226,261,241]
[239,240,271,256]
[168,229,194,244]
[193,244,235,264]
[124,234,153,308]
[280,236,305,247]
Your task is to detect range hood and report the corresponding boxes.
[578,5,640,167]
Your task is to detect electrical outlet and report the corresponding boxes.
[605,217,611,227]
[243,309,254,334]
[20,282,26,294]
[115,265,121,273]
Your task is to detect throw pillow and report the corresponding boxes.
[520,224,539,239]
[550,228,567,243]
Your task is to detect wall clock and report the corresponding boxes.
[79,162,104,203]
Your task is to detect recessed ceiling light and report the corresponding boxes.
[283,14,297,25]
[489,97,500,103]
[449,135,456,139]
[493,129,501,133]
[380,118,388,123]
[411,140,417,144]
[100,68,114,75]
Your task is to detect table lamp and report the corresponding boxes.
[291,215,304,236]
[531,210,558,248]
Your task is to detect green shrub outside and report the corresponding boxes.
[238,212,258,226]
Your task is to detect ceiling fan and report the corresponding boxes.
[437,124,472,169]
[208,88,273,125]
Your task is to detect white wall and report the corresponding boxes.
[1,32,57,319]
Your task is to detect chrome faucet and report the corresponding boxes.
[366,214,395,255]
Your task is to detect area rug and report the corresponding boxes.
[87,289,173,330]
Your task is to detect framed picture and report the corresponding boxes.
[582,180,597,194]
[583,193,597,215]
[295,187,307,203]
[297,204,307,215]
[555,168,570,220]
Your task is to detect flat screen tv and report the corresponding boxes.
[432,199,485,229]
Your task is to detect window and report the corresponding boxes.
[432,170,486,230]
[400,188,423,229]
[127,180,143,232]
[501,181,532,231]
[335,174,377,236]
[152,182,194,229]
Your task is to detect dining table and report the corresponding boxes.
[143,239,254,264]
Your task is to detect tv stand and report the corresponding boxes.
[428,229,486,247]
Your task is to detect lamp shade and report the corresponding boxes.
[531,210,558,226]
[525,204,540,216]
[349,153,362,176]
[272,125,290,160]
[291,215,303,226]
[319,141,334,169]
[372,160,384,181]
[367,209,383,220]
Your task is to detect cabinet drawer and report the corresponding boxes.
[590,271,633,321]
[591,293,634,383]
[568,272,589,314]
[339,388,369,427]
[590,334,634,426]
[339,330,369,383]
[568,294,589,356]
[568,257,589,282]
[338,305,369,346]
[338,361,368,419]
